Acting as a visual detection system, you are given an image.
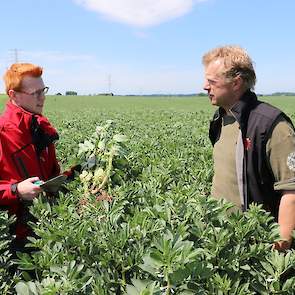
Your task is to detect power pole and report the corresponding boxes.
[108,74,112,94]
[9,48,20,63]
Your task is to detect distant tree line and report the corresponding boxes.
[50,91,295,97]
[269,92,295,96]
[56,92,114,96]
[65,91,77,96]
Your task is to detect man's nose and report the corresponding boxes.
[203,81,210,90]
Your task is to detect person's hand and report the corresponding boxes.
[16,177,43,201]
[272,239,292,251]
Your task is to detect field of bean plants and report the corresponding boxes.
[0,94,295,294]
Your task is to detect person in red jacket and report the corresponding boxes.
[0,63,60,254]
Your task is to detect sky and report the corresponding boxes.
[0,0,294,95]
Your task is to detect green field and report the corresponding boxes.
[0,94,295,294]
[4,94,290,170]
[1,94,294,114]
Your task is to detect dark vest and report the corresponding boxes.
[209,91,294,219]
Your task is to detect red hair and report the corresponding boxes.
[3,63,43,94]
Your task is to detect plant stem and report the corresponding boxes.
[98,152,114,190]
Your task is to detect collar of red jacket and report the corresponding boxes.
[4,100,58,137]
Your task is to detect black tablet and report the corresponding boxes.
[39,175,67,193]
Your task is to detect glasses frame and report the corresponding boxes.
[17,86,49,98]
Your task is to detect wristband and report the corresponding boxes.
[11,183,19,198]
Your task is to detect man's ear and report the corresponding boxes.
[233,75,243,91]
[8,89,18,102]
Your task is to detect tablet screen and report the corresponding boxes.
[39,175,67,193]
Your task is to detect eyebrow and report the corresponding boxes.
[207,78,218,84]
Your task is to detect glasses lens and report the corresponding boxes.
[43,87,49,94]
[32,87,49,97]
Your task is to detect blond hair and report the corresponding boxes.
[202,45,256,90]
[3,63,43,94]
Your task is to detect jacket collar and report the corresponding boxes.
[229,90,258,123]
[213,90,258,124]
[4,101,57,133]
[4,100,34,130]
[3,101,59,154]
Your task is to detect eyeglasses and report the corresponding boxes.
[18,86,49,98]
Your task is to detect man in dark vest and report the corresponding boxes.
[202,45,295,250]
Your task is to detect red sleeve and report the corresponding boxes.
[0,182,18,205]
[0,134,18,205]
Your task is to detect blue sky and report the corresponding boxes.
[0,0,294,95]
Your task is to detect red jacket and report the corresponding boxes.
[0,101,60,239]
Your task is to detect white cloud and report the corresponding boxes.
[74,0,204,27]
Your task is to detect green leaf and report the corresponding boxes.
[126,285,140,295]
[261,261,275,275]
[240,264,251,271]
[113,134,128,143]
[15,282,30,295]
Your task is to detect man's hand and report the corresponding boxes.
[16,177,43,201]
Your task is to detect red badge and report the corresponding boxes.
[244,138,252,150]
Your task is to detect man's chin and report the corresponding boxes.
[35,106,43,114]
[208,96,216,106]
[31,109,43,115]
[19,105,43,115]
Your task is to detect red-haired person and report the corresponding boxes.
[0,63,60,255]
